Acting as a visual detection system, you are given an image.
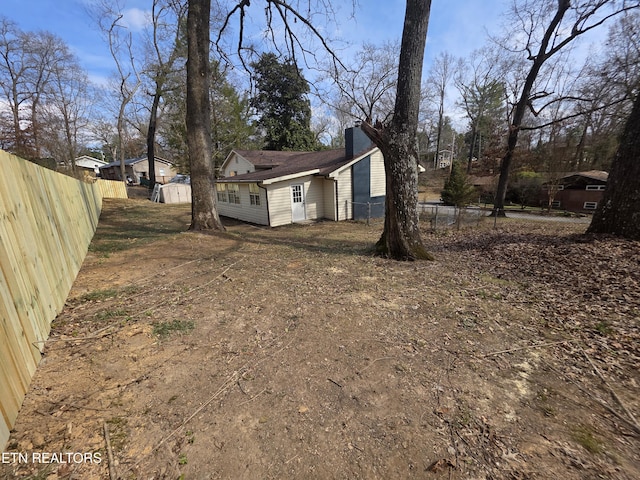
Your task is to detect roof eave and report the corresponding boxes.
[328,147,379,178]
[262,169,321,185]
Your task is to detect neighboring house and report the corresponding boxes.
[74,155,108,176]
[541,170,608,212]
[437,152,453,170]
[216,127,387,227]
[99,156,177,185]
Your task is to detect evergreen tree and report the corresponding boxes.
[210,61,258,169]
[441,162,477,207]
[250,53,316,151]
[163,60,256,173]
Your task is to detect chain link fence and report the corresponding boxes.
[348,200,489,230]
[418,204,487,230]
[349,200,385,225]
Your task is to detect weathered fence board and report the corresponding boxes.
[97,178,128,199]
[0,151,127,450]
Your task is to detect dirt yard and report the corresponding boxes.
[2,199,639,479]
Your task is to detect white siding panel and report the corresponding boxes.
[217,184,269,225]
[336,168,352,221]
[305,177,324,220]
[323,179,337,221]
[267,184,292,227]
[266,176,325,227]
[222,153,255,177]
[370,150,386,197]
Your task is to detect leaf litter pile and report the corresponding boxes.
[2,200,638,480]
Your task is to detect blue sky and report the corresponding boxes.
[2,0,508,86]
[3,0,113,84]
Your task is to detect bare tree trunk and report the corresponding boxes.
[467,124,477,173]
[145,0,186,193]
[435,103,444,169]
[104,14,140,186]
[117,102,127,183]
[361,0,433,261]
[574,119,589,168]
[491,0,570,216]
[186,0,224,231]
[587,92,640,239]
[147,88,159,192]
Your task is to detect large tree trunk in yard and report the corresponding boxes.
[361,0,434,261]
[147,89,159,193]
[587,93,640,239]
[375,127,434,260]
[491,0,570,217]
[186,0,224,231]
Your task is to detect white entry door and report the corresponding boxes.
[291,184,306,222]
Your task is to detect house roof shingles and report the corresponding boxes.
[231,150,302,169]
[562,170,608,182]
[100,156,173,169]
[541,170,609,186]
[219,147,377,183]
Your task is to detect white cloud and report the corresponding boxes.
[121,8,151,31]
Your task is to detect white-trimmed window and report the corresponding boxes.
[551,200,561,208]
[228,184,241,204]
[584,201,598,210]
[586,185,605,191]
[249,183,261,206]
[216,183,227,202]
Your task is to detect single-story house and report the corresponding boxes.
[540,170,608,212]
[74,155,109,176]
[99,156,177,185]
[437,150,454,169]
[216,127,388,227]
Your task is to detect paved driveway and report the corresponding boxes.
[505,211,591,224]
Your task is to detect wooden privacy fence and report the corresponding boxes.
[0,150,127,450]
[96,178,128,199]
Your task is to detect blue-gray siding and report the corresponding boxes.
[352,155,385,220]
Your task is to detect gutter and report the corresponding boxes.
[334,179,339,222]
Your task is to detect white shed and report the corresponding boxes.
[159,183,191,204]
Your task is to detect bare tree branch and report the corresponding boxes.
[520,95,629,130]
[216,0,348,73]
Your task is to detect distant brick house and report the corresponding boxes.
[541,170,608,213]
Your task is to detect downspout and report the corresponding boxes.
[334,179,339,221]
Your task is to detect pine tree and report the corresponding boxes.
[441,162,477,207]
[250,53,317,151]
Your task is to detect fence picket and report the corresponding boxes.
[0,150,127,451]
